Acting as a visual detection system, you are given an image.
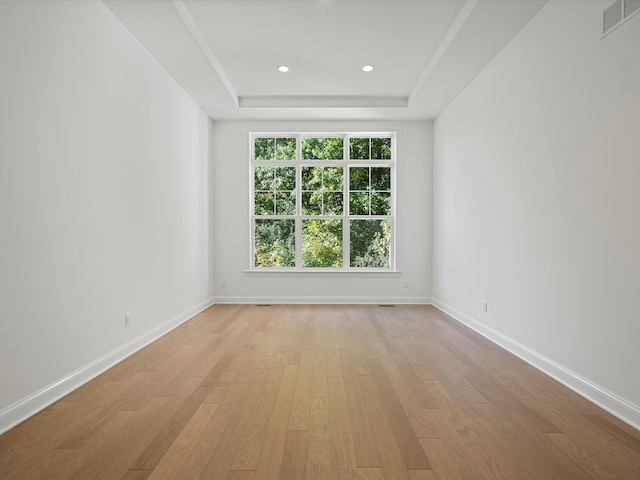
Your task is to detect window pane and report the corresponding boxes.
[371,167,391,191]
[371,138,392,160]
[302,137,343,160]
[301,137,322,160]
[349,138,370,160]
[349,192,369,215]
[254,138,275,160]
[302,219,343,267]
[322,166,343,190]
[302,167,344,215]
[254,192,274,215]
[275,191,296,215]
[303,166,343,190]
[276,166,296,190]
[371,192,391,215]
[254,166,275,190]
[254,219,296,267]
[349,167,369,191]
[322,137,344,160]
[302,191,322,215]
[301,167,322,190]
[324,192,343,215]
[350,219,390,268]
[275,137,296,160]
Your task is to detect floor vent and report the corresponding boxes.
[379,304,395,307]
[603,0,640,36]
[256,304,272,307]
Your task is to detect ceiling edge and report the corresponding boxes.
[408,0,479,104]
[171,0,239,107]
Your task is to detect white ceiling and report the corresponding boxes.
[103,0,547,121]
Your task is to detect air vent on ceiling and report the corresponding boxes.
[625,0,640,18]
[603,0,623,34]
[602,0,640,36]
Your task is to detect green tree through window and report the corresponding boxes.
[252,134,394,269]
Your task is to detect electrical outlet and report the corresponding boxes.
[221,281,227,288]
[483,302,488,313]
[125,313,132,327]
[404,281,410,289]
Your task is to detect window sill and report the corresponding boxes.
[244,269,402,278]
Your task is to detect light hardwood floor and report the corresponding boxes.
[1,304,639,479]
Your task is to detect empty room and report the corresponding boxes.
[1,0,639,478]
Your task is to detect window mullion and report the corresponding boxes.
[295,215,302,268]
[344,161,350,268]
[343,217,349,268]
[250,158,255,268]
[295,144,302,268]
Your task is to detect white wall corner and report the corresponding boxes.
[431,298,640,431]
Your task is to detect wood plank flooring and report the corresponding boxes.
[1,304,640,479]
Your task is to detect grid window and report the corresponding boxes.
[301,166,344,215]
[254,166,296,216]
[251,133,395,270]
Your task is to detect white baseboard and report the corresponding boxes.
[8,296,636,435]
[432,297,640,431]
[0,297,216,435]
[214,295,431,305]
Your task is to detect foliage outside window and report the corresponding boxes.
[251,133,394,270]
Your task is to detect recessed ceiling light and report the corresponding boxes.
[362,65,374,72]
[278,65,289,73]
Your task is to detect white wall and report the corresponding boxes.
[0,1,214,432]
[212,120,432,303]
[433,0,640,427]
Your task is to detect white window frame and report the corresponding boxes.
[249,132,396,272]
